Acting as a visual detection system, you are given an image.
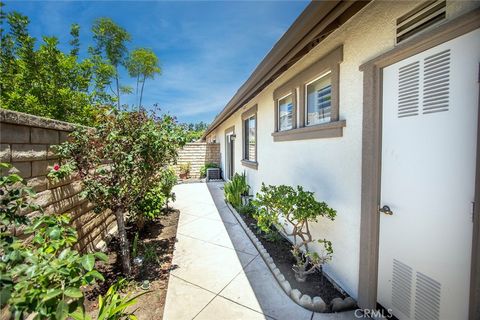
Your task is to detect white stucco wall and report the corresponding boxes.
[209,0,478,298]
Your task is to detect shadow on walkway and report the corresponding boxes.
[162,182,355,320]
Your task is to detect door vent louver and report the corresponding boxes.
[414,272,441,320]
[396,0,446,44]
[392,259,413,317]
[398,61,420,118]
[423,49,450,114]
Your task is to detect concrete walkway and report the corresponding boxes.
[163,182,355,320]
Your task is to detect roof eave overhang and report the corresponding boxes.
[202,0,371,139]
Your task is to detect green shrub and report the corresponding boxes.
[199,162,219,178]
[0,164,106,320]
[252,183,336,281]
[53,109,186,275]
[224,172,249,209]
[179,162,191,178]
[131,184,166,229]
[159,166,177,209]
[70,278,147,320]
[143,243,159,265]
[132,232,140,258]
[238,203,256,217]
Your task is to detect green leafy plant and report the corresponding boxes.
[0,164,107,320]
[132,232,140,258]
[0,6,115,126]
[199,162,219,178]
[131,184,166,230]
[0,163,35,228]
[53,109,186,275]
[126,48,161,108]
[47,162,75,182]
[252,183,336,282]
[179,162,191,178]
[224,172,249,209]
[142,243,159,265]
[92,17,131,109]
[237,203,256,217]
[180,122,209,142]
[159,166,177,209]
[70,279,148,320]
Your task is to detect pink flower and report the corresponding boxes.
[53,164,60,171]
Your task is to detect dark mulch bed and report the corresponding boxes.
[239,211,345,304]
[84,209,179,320]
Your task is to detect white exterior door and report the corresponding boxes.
[225,131,235,180]
[378,29,479,320]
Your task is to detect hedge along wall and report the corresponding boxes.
[0,109,116,252]
[176,142,220,178]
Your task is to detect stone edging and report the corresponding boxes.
[226,202,357,313]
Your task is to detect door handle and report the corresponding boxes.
[379,205,393,215]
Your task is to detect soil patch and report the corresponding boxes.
[238,211,345,304]
[84,209,179,320]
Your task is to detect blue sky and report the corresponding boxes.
[5,1,308,124]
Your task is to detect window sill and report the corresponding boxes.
[241,160,258,170]
[271,120,346,142]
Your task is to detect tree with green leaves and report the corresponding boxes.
[126,48,161,108]
[69,23,80,57]
[0,6,115,125]
[252,184,336,282]
[92,17,131,109]
[53,109,186,275]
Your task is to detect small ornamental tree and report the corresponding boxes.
[252,183,336,282]
[53,109,186,275]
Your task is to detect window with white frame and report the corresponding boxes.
[278,94,294,131]
[271,46,344,142]
[243,115,256,162]
[306,71,332,126]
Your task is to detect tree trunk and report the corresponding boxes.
[115,67,121,109]
[139,75,146,108]
[135,74,140,109]
[114,207,131,275]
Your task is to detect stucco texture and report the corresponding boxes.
[209,0,476,298]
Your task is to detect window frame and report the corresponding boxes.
[241,104,258,169]
[304,70,332,127]
[272,45,345,142]
[277,92,296,131]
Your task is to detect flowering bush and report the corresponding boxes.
[53,109,186,274]
[47,162,75,182]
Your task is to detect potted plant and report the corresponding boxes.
[179,162,191,180]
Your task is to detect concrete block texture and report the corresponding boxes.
[11,144,47,162]
[176,142,221,178]
[1,123,30,143]
[31,160,54,177]
[5,162,32,178]
[0,144,11,162]
[31,127,59,144]
[1,109,113,253]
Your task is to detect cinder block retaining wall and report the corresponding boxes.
[176,142,220,178]
[0,109,115,252]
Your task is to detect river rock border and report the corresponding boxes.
[226,202,357,313]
